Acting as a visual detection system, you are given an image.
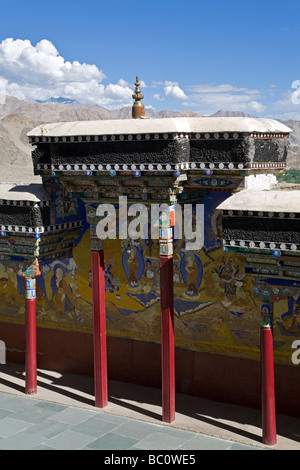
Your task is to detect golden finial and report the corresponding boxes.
[132,76,145,119]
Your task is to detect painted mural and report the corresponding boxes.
[0,186,298,365]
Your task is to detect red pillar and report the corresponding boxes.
[159,220,175,423]
[260,306,277,446]
[91,249,108,408]
[25,279,37,395]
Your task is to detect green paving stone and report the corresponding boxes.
[33,401,66,412]
[0,392,266,451]
[132,431,183,450]
[158,426,200,441]
[114,420,162,440]
[25,419,71,438]
[48,407,97,425]
[11,405,63,423]
[31,444,56,450]
[0,393,14,402]
[93,412,130,425]
[0,431,47,450]
[0,409,12,420]
[180,434,233,450]
[72,417,120,437]
[44,429,97,450]
[87,432,138,450]
[0,416,33,438]
[230,442,263,450]
[0,396,37,412]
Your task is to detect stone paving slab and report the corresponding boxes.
[0,392,260,451]
[0,363,300,450]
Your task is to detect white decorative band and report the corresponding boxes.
[249,162,286,169]
[25,278,36,300]
[0,199,51,207]
[34,161,286,173]
[29,132,289,144]
[0,221,83,234]
[222,209,299,218]
[223,239,300,252]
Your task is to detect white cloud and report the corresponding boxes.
[117,78,130,87]
[138,79,147,88]
[0,76,7,104]
[187,84,249,94]
[268,88,300,120]
[251,101,266,113]
[152,80,188,100]
[185,82,266,115]
[152,81,166,87]
[153,93,165,101]
[0,38,135,109]
[163,81,187,100]
[0,38,104,85]
[164,84,187,100]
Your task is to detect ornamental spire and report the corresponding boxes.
[132,76,145,119]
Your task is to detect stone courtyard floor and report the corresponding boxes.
[0,363,299,450]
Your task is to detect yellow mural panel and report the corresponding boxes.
[0,223,299,366]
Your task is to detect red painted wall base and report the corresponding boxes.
[1,323,300,420]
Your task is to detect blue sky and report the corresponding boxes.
[0,0,300,118]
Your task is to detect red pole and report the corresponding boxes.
[91,249,108,408]
[25,279,37,395]
[260,307,277,446]
[160,255,175,423]
[159,216,175,423]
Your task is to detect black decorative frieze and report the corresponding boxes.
[251,139,289,163]
[30,129,289,175]
[0,205,51,229]
[222,216,300,244]
[190,138,249,164]
[34,138,190,167]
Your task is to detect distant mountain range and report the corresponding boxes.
[32,97,257,116]
[35,97,78,105]
[0,94,299,183]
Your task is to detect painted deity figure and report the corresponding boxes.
[205,253,255,309]
[281,295,300,332]
[127,249,139,288]
[185,255,199,296]
[179,252,202,299]
[0,266,15,305]
[51,266,82,322]
[104,255,120,293]
[216,256,240,296]
[56,186,78,218]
